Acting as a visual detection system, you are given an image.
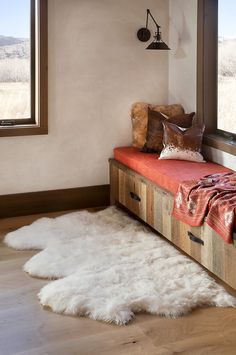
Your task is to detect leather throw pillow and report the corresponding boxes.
[159,121,205,162]
[142,109,195,153]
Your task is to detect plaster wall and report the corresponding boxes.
[168,0,236,169]
[168,0,197,113]
[0,0,169,195]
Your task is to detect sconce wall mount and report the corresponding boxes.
[137,28,151,42]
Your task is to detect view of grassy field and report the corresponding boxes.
[218,39,236,134]
[0,37,30,120]
[0,82,30,119]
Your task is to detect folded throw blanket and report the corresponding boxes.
[172,172,236,243]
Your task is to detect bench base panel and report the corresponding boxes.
[110,159,236,290]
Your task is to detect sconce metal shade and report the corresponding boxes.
[146,41,170,50]
[146,34,170,50]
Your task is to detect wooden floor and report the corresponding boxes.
[1,211,236,355]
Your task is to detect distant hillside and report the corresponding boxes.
[0,35,27,47]
[0,35,29,60]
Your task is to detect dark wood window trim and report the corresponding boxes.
[0,0,48,138]
[197,0,236,155]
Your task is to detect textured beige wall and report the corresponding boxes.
[168,0,197,113]
[168,0,236,169]
[0,0,169,195]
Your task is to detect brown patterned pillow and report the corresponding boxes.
[142,109,195,153]
[159,121,205,162]
[131,102,185,148]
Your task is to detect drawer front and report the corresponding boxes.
[170,218,236,290]
[152,186,173,240]
[171,218,204,262]
[118,168,147,221]
[200,224,236,289]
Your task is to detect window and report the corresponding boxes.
[197,0,236,155]
[218,0,236,135]
[0,0,47,137]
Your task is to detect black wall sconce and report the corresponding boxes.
[137,9,170,50]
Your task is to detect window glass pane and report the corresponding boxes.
[218,0,236,134]
[0,0,31,120]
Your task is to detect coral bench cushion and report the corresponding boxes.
[114,146,236,233]
[114,146,232,195]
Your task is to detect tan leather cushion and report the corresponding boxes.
[131,102,185,148]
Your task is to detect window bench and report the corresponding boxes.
[109,147,236,290]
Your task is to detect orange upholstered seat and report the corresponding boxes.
[114,146,236,233]
[114,146,232,195]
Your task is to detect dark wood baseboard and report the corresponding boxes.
[0,185,110,219]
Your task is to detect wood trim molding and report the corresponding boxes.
[197,0,218,130]
[204,134,236,155]
[196,0,204,124]
[0,0,48,138]
[0,185,110,219]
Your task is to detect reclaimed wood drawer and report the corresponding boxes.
[110,159,236,289]
[110,160,148,221]
[110,159,184,236]
[169,219,236,290]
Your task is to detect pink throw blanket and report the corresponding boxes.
[172,173,236,243]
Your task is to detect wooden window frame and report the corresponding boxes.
[0,0,48,137]
[197,0,236,155]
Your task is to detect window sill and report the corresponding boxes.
[0,124,48,138]
[203,133,236,156]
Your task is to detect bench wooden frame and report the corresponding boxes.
[110,158,236,290]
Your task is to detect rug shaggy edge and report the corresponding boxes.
[4,206,236,325]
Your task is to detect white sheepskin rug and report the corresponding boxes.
[4,206,236,325]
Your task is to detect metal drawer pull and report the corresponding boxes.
[130,192,141,202]
[188,232,204,245]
